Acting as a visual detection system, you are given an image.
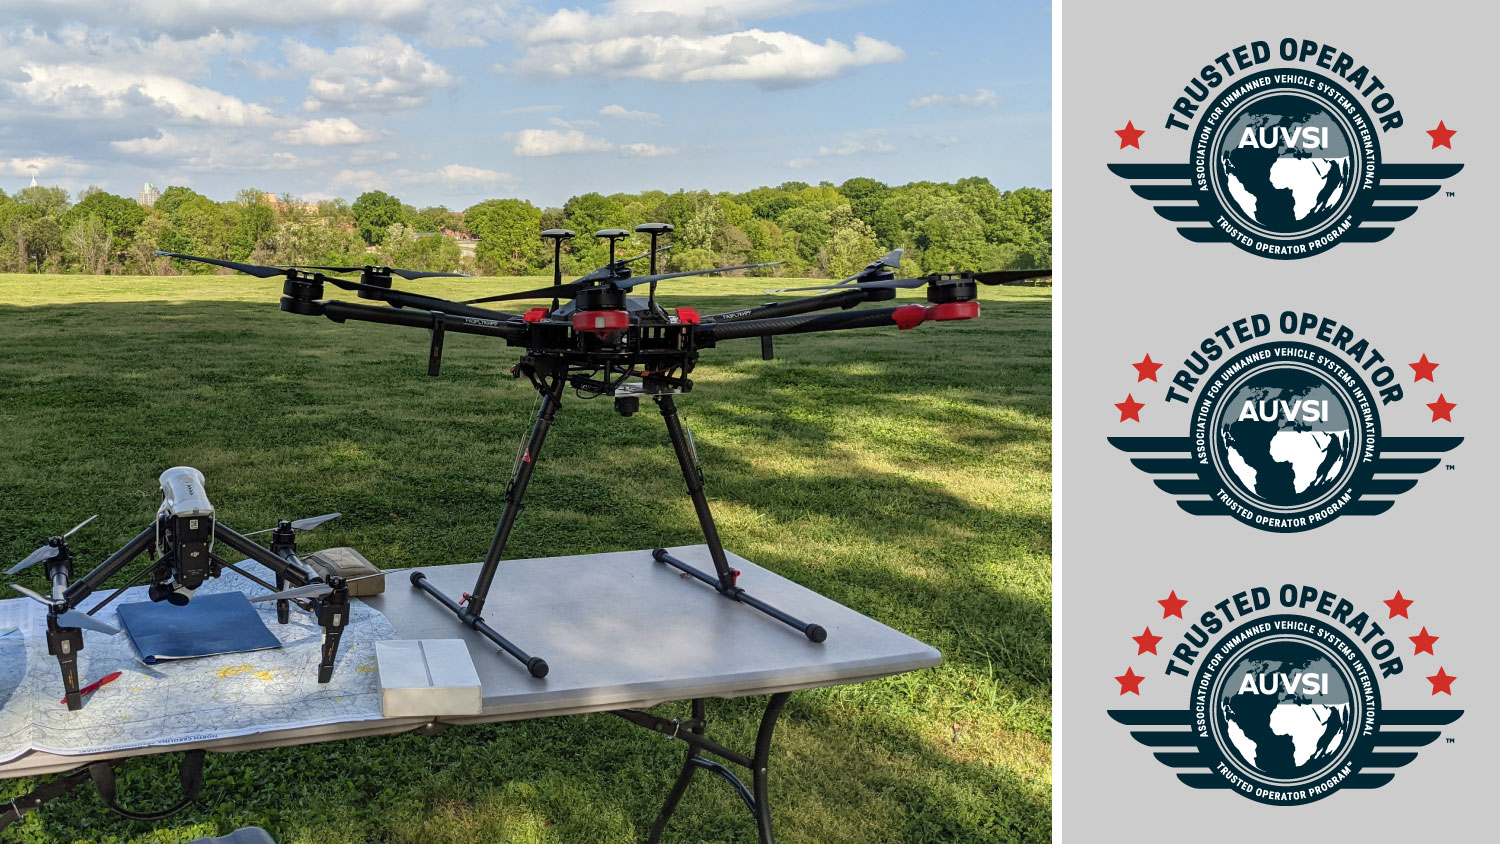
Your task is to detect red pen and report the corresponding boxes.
[62,671,122,705]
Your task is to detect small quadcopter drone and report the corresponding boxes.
[155,227,1049,678]
[9,467,359,710]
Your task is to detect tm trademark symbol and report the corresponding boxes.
[1446,191,1456,197]
[1446,737,1455,744]
[1446,464,1456,471]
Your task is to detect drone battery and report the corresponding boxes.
[301,547,385,596]
[375,639,482,716]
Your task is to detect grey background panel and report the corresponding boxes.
[1060,2,1492,840]
[1,545,938,778]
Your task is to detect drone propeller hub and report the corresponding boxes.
[575,284,628,312]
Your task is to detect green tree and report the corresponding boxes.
[62,190,147,262]
[15,184,72,218]
[820,206,879,279]
[560,192,626,271]
[465,198,544,275]
[351,190,407,245]
[838,177,889,228]
[383,228,462,272]
[64,214,113,274]
[21,217,64,271]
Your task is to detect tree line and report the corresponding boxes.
[0,178,1050,279]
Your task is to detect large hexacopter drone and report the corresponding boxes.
[157,225,1049,678]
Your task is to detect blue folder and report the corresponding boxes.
[116,592,282,665]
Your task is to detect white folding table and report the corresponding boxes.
[1,545,940,842]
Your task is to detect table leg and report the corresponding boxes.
[617,692,792,844]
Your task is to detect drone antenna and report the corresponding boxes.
[540,229,575,312]
[595,229,629,276]
[635,223,674,313]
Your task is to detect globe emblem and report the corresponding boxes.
[1216,368,1355,509]
[1216,93,1357,235]
[1215,640,1357,781]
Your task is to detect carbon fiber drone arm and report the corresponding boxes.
[289,297,529,343]
[704,287,874,323]
[696,300,976,345]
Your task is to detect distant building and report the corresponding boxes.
[260,192,317,214]
[29,172,38,188]
[137,183,160,207]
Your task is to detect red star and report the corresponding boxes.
[1427,394,1456,422]
[1115,120,1144,149]
[1133,627,1162,655]
[1384,590,1413,619]
[1410,627,1439,656]
[1115,393,1144,422]
[1115,667,1145,695]
[1426,120,1456,149]
[1426,667,1457,695]
[1133,354,1163,382]
[1409,354,1439,382]
[1158,590,1187,619]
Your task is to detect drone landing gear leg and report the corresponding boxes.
[46,617,85,711]
[410,378,563,679]
[653,395,826,643]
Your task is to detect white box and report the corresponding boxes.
[374,639,483,717]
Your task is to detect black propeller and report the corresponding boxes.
[6,515,97,575]
[462,261,783,306]
[769,267,1051,294]
[9,584,121,635]
[155,252,468,281]
[241,512,342,538]
[249,570,384,603]
[292,265,470,280]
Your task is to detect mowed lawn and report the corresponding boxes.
[0,272,1051,844]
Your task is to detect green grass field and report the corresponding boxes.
[0,273,1051,844]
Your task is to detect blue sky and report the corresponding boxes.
[0,1,1051,208]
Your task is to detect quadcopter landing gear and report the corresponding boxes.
[46,616,85,711]
[654,395,826,643]
[408,376,565,679]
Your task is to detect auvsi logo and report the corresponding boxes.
[1111,585,1461,805]
[1111,311,1461,532]
[1110,38,1461,258]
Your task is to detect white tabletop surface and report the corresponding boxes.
[1,545,939,778]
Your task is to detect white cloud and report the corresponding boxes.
[10,63,280,126]
[511,128,613,157]
[620,142,677,158]
[110,130,301,172]
[508,4,903,89]
[498,104,561,116]
[275,117,382,146]
[285,35,456,112]
[546,116,601,129]
[428,164,513,186]
[788,129,894,167]
[332,163,514,192]
[1,155,89,176]
[600,104,662,123]
[817,137,894,156]
[0,2,503,47]
[907,89,998,109]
